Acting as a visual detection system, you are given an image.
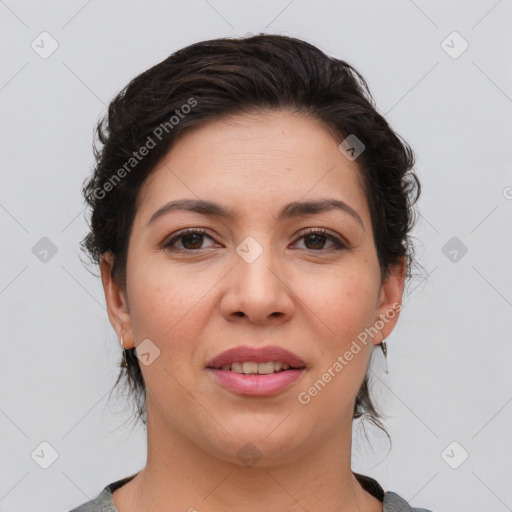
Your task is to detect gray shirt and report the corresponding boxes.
[68,472,433,511]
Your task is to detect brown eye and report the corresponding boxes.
[180,233,205,250]
[163,229,217,251]
[294,229,347,252]
[303,233,328,250]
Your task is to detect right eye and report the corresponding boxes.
[163,228,219,251]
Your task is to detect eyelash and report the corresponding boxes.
[162,227,348,253]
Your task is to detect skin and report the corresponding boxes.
[100,110,406,512]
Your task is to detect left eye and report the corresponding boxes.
[294,230,346,251]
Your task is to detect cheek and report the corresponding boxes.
[126,263,215,405]
[295,270,377,420]
[300,264,380,347]
[126,258,211,347]
[309,263,381,399]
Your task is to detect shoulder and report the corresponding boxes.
[355,472,433,512]
[67,487,117,512]
[67,474,137,512]
[383,490,433,512]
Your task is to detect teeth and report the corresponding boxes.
[222,361,294,374]
[257,362,275,374]
[231,362,244,373]
[242,362,258,374]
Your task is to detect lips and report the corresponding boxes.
[206,345,306,369]
[205,345,306,396]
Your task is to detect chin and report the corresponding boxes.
[198,420,313,468]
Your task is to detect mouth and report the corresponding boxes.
[205,345,306,396]
[211,361,304,374]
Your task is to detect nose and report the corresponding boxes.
[220,244,295,325]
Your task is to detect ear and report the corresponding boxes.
[100,252,134,349]
[374,257,407,344]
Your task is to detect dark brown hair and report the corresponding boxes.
[81,34,420,435]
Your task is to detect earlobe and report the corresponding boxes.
[99,252,133,349]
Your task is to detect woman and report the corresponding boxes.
[71,34,431,512]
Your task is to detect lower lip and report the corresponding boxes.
[207,368,305,396]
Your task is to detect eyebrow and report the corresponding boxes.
[146,198,364,229]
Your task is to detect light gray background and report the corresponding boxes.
[1,1,511,511]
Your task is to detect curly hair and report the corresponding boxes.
[80,34,420,436]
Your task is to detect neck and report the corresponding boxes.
[119,406,380,512]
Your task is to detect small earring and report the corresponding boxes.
[380,338,388,374]
[120,335,127,368]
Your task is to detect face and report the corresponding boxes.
[101,110,405,466]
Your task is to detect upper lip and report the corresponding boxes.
[206,345,306,369]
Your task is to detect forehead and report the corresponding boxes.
[135,110,369,225]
